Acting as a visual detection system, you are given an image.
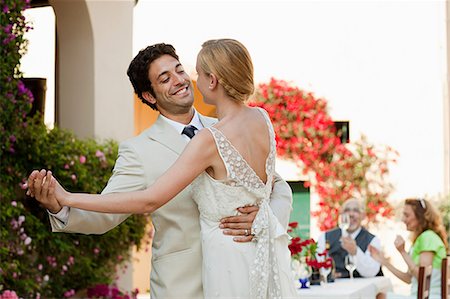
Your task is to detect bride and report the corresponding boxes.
[28,39,299,299]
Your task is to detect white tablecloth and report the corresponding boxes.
[297,276,393,299]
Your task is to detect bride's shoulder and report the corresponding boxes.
[192,128,216,145]
[248,105,268,113]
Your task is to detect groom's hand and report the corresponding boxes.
[27,169,63,214]
[219,205,258,243]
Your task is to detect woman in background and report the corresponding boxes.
[369,198,448,299]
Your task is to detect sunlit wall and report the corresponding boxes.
[22,6,55,128]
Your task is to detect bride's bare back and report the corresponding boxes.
[206,106,271,184]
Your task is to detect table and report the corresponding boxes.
[297,276,393,299]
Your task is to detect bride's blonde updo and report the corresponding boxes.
[198,39,254,103]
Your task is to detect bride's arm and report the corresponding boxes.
[32,130,216,214]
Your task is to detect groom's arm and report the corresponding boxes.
[220,172,292,241]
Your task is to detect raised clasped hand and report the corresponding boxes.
[26,169,67,212]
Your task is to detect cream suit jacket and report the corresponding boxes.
[49,113,293,299]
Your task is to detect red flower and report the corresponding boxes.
[288,222,298,229]
[249,79,397,231]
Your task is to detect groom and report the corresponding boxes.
[29,43,293,298]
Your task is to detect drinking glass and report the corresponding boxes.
[291,259,301,280]
[345,255,357,280]
[319,266,331,285]
[338,213,350,236]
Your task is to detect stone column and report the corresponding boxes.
[50,0,134,141]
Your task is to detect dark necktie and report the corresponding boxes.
[182,125,198,139]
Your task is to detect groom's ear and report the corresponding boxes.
[142,91,157,105]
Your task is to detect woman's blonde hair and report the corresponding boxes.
[198,39,254,102]
[405,198,448,250]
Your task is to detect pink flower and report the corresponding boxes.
[93,248,100,255]
[0,290,19,299]
[19,181,27,190]
[95,150,105,158]
[24,237,32,245]
[95,150,106,162]
[11,201,17,207]
[79,155,86,164]
[67,256,75,265]
[10,219,19,230]
[63,289,75,298]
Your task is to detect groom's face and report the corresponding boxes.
[145,54,194,116]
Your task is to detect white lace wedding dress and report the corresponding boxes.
[192,108,299,298]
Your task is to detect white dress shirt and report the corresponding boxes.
[317,227,382,277]
[159,109,204,142]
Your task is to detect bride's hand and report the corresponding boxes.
[48,173,70,206]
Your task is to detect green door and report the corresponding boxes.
[287,181,310,239]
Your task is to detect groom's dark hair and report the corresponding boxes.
[127,43,179,110]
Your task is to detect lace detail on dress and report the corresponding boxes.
[204,107,282,299]
[207,127,265,191]
[251,202,282,299]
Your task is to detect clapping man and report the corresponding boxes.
[317,198,383,278]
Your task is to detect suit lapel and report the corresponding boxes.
[144,113,218,155]
[144,115,187,155]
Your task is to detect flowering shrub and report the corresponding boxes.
[87,284,139,299]
[1,123,149,297]
[0,1,148,297]
[250,78,397,230]
[1,0,33,157]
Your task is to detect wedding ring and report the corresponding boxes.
[244,229,249,236]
